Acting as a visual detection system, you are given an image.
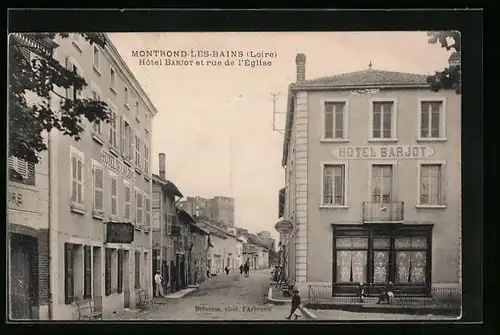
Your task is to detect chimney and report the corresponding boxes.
[295,53,306,83]
[159,153,166,179]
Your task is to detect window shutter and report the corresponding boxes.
[145,197,151,229]
[120,116,125,154]
[136,192,143,225]
[105,249,112,296]
[64,243,74,304]
[65,57,74,100]
[77,158,83,204]
[93,165,104,212]
[83,246,92,299]
[71,156,77,202]
[111,176,118,216]
[117,250,123,294]
[124,185,131,221]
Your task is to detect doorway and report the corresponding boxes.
[10,234,37,320]
[92,247,103,311]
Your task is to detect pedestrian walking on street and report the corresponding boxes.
[239,264,244,275]
[286,289,302,320]
[154,271,166,297]
[225,265,230,276]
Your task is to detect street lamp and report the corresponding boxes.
[275,220,293,278]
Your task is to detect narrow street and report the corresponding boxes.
[114,268,292,320]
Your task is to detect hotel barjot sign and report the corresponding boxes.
[333,145,435,160]
[101,150,136,183]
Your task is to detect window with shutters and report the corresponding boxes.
[145,197,151,230]
[134,251,141,289]
[70,150,84,209]
[134,135,141,168]
[64,243,75,304]
[135,101,140,119]
[105,248,112,296]
[110,175,118,217]
[117,250,124,293]
[109,107,117,149]
[418,162,446,207]
[322,163,347,206]
[8,156,35,185]
[124,184,132,221]
[83,246,92,299]
[93,163,104,215]
[124,87,129,107]
[136,191,143,227]
[144,113,149,131]
[65,57,84,129]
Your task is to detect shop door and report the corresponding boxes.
[10,236,34,320]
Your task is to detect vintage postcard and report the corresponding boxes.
[7,30,462,321]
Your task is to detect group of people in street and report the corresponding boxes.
[239,262,250,277]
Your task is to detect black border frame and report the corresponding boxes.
[4,7,485,334]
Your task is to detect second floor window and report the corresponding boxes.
[323,164,346,206]
[124,184,132,221]
[110,175,118,217]
[144,144,149,174]
[372,101,394,139]
[324,102,346,140]
[420,164,444,205]
[136,192,143,226]
[372,165,393,204]
[420,101,443,139]
[110,68,116,90]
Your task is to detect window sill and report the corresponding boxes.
[110,87,117,95]
[109,147,120,157]
[92,134,104,145]
[93,66,102,77]
[8,181,38,191]
[124,103,130,110]
[135,167,142,175]
[416,138,448,143]
[320,138,350,143]
[320,205,349,209]
[72,41,83,53]
[70,205,86,215]
[135,225,143,231]
[135,117,141,123]
[416,205,447,209]
[367,138,399,143]
[109,215,119,222]
[92,212,104,220]
[123,158,133,167]
[144,174,151,181]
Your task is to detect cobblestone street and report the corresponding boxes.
[112,268,292,320]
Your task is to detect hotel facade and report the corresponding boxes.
[280,54,461,299]
[47,34,158,319]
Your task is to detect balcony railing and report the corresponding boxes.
[362,201,404,223]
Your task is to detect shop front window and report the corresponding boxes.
[335,237,368,283]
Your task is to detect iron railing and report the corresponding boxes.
[308,284,461,310]
[362,201,404,223]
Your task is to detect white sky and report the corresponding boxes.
[108,31,451,242]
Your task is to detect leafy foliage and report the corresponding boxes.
[9,33,111,164]
[426,31,461,94]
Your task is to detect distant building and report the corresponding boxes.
[179,196,235,227]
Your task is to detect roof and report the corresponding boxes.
[188,222,209,235]
[152,174,183,198]
[281,68,431,167]
[298,69,428,88]
[176,208,195,225]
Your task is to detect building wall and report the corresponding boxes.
[212,196,235,227]
[49,35,155,319]
[304,88,461,288]
[8,139,50,319]
[208,234,225,274]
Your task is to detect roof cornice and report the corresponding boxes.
[103,34,159,117]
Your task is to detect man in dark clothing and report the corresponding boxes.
[239,264,244,275]
[286,290,302,320]
[225,265,230,276]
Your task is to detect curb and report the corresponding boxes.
[300,306,318,320]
